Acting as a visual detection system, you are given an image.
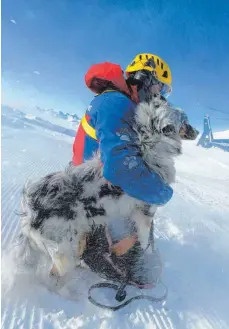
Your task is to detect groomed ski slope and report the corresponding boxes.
[1,105,229,329]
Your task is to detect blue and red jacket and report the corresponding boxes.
[72,89,173,206]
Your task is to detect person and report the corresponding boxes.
[71,53,196,202]
[69,54,198,284]
[71,53,178,204]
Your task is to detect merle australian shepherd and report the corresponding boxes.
[19,95,182,279]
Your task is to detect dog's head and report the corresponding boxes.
[133,95,182,184]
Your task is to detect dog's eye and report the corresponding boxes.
[162,125,176,135]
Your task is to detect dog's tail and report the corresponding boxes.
[19,180,76,277]
[19,181,64,273]
[1,231,56,299]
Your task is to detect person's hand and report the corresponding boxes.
[111,234,137,256]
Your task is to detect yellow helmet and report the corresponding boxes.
[125,53,172,87]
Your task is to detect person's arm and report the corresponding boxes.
[96,93,173,205]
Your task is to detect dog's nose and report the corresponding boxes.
[180,124,199,140]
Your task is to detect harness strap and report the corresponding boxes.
[88,280,168,311]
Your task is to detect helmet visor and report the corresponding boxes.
[160,84,172,98]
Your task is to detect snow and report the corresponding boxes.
[213,130,229,140]
[1,105,229,329]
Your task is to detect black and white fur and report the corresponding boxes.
[19,95,182,277]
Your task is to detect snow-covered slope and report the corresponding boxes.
[1,106,229,329]
[213,130,229,140]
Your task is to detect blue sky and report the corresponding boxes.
[2,0,229,131]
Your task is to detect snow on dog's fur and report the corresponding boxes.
[19,95,182,277]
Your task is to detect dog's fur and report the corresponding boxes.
[19,95,182,276]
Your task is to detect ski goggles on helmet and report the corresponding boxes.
[143,59,172,98]
[159,83,172,98]
[150,74,172,98]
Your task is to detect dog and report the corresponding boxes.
[19,95,182,278]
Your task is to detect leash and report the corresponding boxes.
[87,220,168,310]
[88,280,168,311]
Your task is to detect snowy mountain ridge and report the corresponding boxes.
[35,106,80,123]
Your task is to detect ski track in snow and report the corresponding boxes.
[1,106,229,329]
